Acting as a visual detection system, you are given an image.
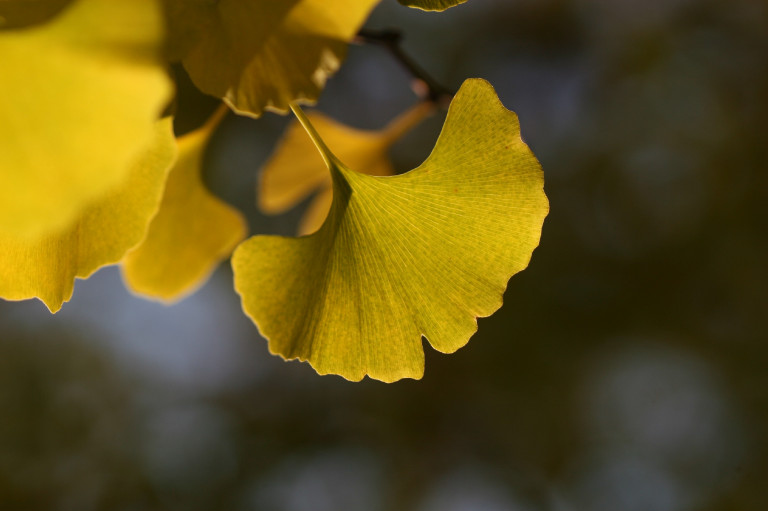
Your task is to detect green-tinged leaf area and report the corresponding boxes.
[0,119,176,313]
[233,79,549,382]
[0,0,172,238]
[398,0,468,12]
[122,107,247,302]
[170,0,380,117]
[259,102,433,235]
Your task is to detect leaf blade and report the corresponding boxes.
[0,119,177,312]
[259,103,432,234]
[233,79,548,382]
[0,0,172,238]
[170,0,380,117]
[122,109,247,302]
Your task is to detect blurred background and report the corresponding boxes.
[1,0,767,509]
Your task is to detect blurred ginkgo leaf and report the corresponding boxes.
[398,0,468,11]
[165,0,380,117]
[0,119,176,313]
[122,106,247,302]
[0,0,172,238]
[259,102,434,235]
[232,79,548,382]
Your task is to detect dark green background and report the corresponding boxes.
[1,0,766,509]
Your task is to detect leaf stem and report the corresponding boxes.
[354,28,454,106]
[289,102,337,170]
[202,102,230,133]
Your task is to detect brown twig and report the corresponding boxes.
[354,28,454,107]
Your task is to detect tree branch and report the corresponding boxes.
[354,28,454,107]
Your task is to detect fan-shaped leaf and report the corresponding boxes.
[0,119,176,313]
[0,0,172,238]
[398,0,468,12]
[122,106,247,302]
[232,79,548,382]
[259,102,433,234]
[165,0,380,117]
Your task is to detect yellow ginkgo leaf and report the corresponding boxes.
[232,79,549,382]
[259,102,434,235]
[398,0,468,11]
[0,118,176,313]
[168,0,380,117]
[122,106,247,302]
[0,0,172,239]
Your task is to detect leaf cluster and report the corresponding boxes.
[0,0,548,381]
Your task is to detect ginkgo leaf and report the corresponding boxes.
[166,0,380,117]
[0,0,172,238]
[122,106,247,302]
[296,188,334,237]
[259,102,434,235]
[398,0,468,12]
[232,79,549,382]
[0,119,176,313]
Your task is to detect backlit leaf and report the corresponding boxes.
[259,102,434,235]
[398,0,468,12]
[0,0,172,238]
[122,106,247,302]
[0,119,176,313]
[166,0,380,117]
[232,79,549,382]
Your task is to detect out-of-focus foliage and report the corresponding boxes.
[122,107,246,302]
[0,330,146,510]
[259,102,433,235]
[234,79,548,382]
[0,0,171,238]
[166,0,381,117]
[398,0,468,12]
[0,119,176,312]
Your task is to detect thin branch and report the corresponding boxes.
[354,28,454,107]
